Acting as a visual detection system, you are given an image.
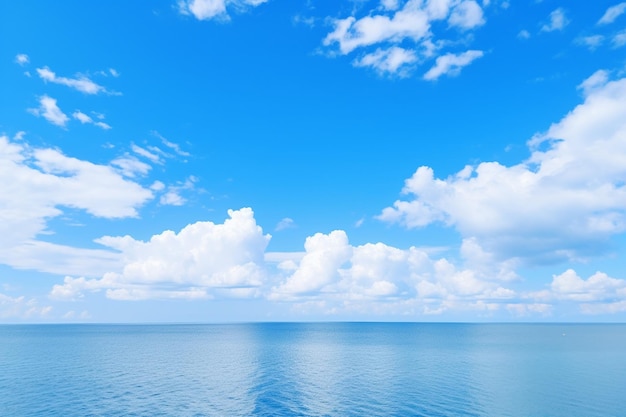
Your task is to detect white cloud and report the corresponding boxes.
[28,95,69,127]
[321,0,487,77]
[132,144,162,164]
[157,176,197,206]
[379,72,626,265]
[576,35,604,51]
[15,54,29,66]
[613,29,626,47]
[448,0,485,29]
[71,110,112,130]
[541,8,569,32]
[275,217,295,231]
[518,29,530,39]
[577,69,609,96]
[152,131,190,157]
[0,293,52,319]
[0,136,153,258]
[423,49,483,80]
[51,208,271,300]
[323,5,431,55]
[112,156,152,177]
[178,0,268,21]
[36,67,107,94]
[353,46,418,76]
[598,2,626,25]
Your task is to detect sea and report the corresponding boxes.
[1,323,625,416]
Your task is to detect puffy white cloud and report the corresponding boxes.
[36,67,107,95]
[15,54,29,66]
[51,208,271,300]
[598,2,626,25]
[0,136,153,256]
[379,72,626,264]
[353,46,418,76]
[178,0,267,21]
[448,0,484,29]
[541,8,569,32]
[423,49,483,80]
[323,6,431,54]
[322,0,486,77]
[28,95,69,127]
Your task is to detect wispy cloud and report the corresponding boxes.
[28,95,69,127]
[36,66,110,95]
[598,2,626,25]
[72,110,112,130]
[423,50,483,80]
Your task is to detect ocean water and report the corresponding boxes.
[1,323,625,416]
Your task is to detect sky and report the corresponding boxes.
[1,0,626,323]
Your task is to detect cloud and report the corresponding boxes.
[322,0,485,77]
[158,176,197,206]
[423,50,483,80]
[517,29,530,39]
[0,135,153,255]
[613,29,626,47]
[28,95,69,127]
[353,46,418,76]
[598,2,626,25]
[275,217,295,231]
[15,54,29,66]
[51,208,271,300]
[576,35,604,51]
[132,144,162,164]
[36,67,107,95]
[72,110,112,130]
[379,71,626,265]
[541,8,569,32]
[178,0,268,21]
[448,0,485,29]
[152,131,190,157]
[111,156,152,178]
[0,293,52,319]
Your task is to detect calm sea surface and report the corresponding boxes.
[1,323,625,416]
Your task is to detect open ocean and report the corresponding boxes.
[1,323,625,416]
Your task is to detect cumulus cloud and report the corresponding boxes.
[423,50,483,80]
[541,8,569,32]
[598,2,626,25]
[178,0,268,21]
[28,95,69,127]
[51,208,271,300]
[379,71,626,265]
[270,230,516,317]
[15,54,29,66]
[322,0,485,77]
[353,46,418,76]
[0,293,52,319]
[36,67,108,95]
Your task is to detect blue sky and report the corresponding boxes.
[2,0,626,322]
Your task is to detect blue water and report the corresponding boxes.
[1,323,625,416]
